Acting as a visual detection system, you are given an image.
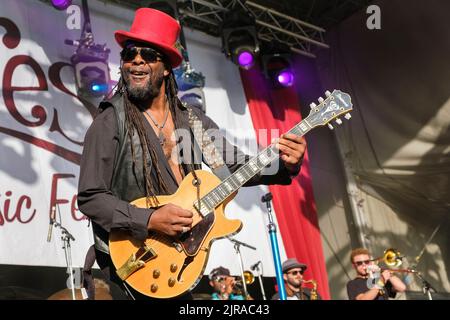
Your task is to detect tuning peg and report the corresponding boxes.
[310,102,317,109]
[318,97,324,103]
[325,90,332,97]
[335,118,342,125]
[345,113,352,120]
[327,123,334,130]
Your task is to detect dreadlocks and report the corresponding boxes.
[116,66,195,203]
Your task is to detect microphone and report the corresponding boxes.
[261,193,273,203]
[250,261,261,271]
[47,206,56,242]
[261,192,273,210]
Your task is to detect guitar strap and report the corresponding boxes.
[187,107,231,180]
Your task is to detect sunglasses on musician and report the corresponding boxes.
[354,260,371,266]
[213,276,227,282]
[120,46,164,63]
[287,270,304,276]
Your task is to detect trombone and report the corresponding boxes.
[234,270,255,288]
[370,248,417,274]
[233,271,255,299]
[368,248,416,297]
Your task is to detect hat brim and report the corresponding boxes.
[115,30,183,68]
[283,263,307,273]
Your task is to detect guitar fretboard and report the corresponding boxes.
[194,118,313,216]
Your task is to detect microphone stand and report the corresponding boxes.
[261,192,287,300]
[415,271,436,300]
[228,237,256,299]
[409,223,441,300]
[251,261,267,300]
[53,220,77,300]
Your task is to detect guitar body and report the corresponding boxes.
[109,170,242,299]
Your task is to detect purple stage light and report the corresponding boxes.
[277,69,295,87]
[51,0,72,10]
[237,50,255,69]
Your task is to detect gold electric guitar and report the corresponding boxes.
[109,90,353,298]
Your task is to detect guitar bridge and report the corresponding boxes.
[116,245,156,281]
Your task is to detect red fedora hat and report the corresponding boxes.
[115,8,183,68]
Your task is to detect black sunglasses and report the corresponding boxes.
[214,276,226,282]
[287,270,304,276]
[120,47,163,63]
[354,260,370,266]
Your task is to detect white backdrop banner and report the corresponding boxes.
[0,0,286,275]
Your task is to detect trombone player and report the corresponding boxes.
[208,266,245,300]
[347,248,407,300]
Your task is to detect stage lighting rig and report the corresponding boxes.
[221,9,259,70]
[51,0,72,10]
[65,0,111,98]
[261,42,295,88]
[174,59,206,113]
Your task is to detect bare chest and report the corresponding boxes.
[145,113,184,184]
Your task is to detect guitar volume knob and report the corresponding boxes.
[170,263,178,272]
[153,269,160,278]
[168,277,176,287]
[150,284,158,292]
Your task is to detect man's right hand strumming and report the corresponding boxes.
[147,203,193,236]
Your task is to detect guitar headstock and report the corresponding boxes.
[305,90,353,130]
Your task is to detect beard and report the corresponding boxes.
[123,69,165,104]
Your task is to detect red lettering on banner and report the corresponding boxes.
[0,190,36,226]
[3,55,48,127]
[16,195,36,223]
[71,194,85,221]
[0,17,20,49]
[49,173,75,216]
[50,173,86,221]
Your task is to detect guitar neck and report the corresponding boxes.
[194,118,313,215]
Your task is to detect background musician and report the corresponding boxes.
[208,266,245,300]
[271,258,320,300]
[347,248,406,300]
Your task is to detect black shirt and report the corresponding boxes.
[347,277,396,300]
